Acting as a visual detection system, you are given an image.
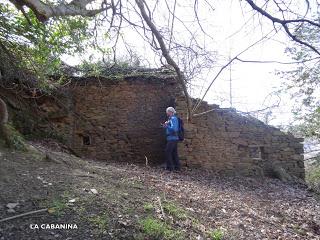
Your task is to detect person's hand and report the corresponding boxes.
[161,121,168,128]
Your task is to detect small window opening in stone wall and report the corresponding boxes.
[83,135,91,145]
[249,146,264,159]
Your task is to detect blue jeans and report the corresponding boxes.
[165,140,180,171]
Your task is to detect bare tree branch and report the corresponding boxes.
[10,0,112,21]
[135,0,193,120]
[245,0,320,55]
[191,29,278,115]
[236,56,320,65]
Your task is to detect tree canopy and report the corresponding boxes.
[281,11,320,139]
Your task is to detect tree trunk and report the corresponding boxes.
[135,0,193,121]
[0,97,8,125]
[0,96,10,145]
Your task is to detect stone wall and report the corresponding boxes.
[175,96,305,179]
[66,73,178,164]
[0,70,305,179]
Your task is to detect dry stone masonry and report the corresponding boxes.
[1,69,305,179]
[175,97,304,179]
[67,72,177,163]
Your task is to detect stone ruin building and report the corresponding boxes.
[1,68,305,179]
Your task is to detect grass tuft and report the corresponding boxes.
[209,228,224,240]
[89,214,109,231]
[49,198,68,216]
[143,203,154,212]
[140,217,184,240]
[163,201,187,220]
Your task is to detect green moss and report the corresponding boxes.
[1,123,27,151]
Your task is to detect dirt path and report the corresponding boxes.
[0,143,319,239]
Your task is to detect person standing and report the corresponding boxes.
[161,107,180,171]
